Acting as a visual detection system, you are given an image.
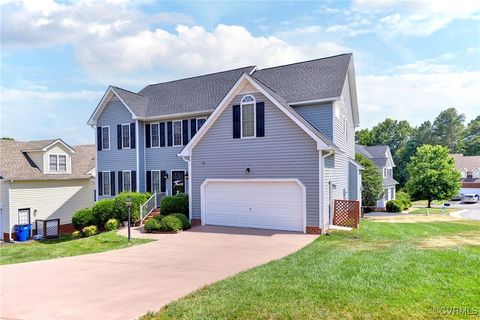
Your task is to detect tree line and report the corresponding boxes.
[356,107,480,187]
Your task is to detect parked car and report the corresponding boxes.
[463,194,479,204]
[451,194,464,201]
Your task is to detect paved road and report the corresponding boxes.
[0,226,317,320]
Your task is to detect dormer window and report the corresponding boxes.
[241,95,256,138]
[49,154,67,172]
[473,168,480,179]
[460,168,468,179]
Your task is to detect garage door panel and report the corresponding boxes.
[203,180,304,232]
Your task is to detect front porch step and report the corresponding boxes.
[140,209,161,225]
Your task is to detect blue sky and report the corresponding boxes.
[1,0,479,145]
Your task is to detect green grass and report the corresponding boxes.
[141,220,480,320]
[409,208,459,214]
[411,199,447,206]
[0,231,152,265]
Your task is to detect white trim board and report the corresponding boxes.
[87,86,138,126]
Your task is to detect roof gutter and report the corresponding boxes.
[138,109,214,122]
[289,97,339,106]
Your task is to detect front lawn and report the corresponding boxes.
[142,219,480,320]
[0,231,152,265]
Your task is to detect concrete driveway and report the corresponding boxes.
[0,226,316,320]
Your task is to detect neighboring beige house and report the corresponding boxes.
[450,154,480,195]
[0,139,95,241]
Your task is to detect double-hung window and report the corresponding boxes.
[123,171,131,192]
[152,171,160,193]
[49,155,58,171]
[151,123,160,147]
[241,95,255,138]
[197,118,206,129]
[58,155,66,172]
[122,124,130,148]
[101,126,110,150]
[173,121,182,146]
[102,172,111,196]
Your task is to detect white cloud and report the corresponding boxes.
[0,87,103,103]
[357,70,480,128]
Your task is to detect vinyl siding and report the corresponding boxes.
[7,179,94,234]
[191,91,320,227]
[0,180,9,234]
[137,121,145,192]
[27,151,44,172]
[348,161,359,200]
[293,103,333,140]
[96,97,137,198]
[145,118,190,195]
[323,72,356,225]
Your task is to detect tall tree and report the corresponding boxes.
[432,107,465,153]
[406,145,461,207]
[355,153,384,207]
[464,115,480,156]
[355,128,374,145]
[1,137,14,140]
[368,118,413,154]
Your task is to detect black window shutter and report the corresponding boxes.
[118,171,123,193]
[160,170,166,193]
[98,172,103,196]
[256,102,265,137]
[160,123,165,147]
[117,124,122,149]
[146,171,152,193]
[167,121,173,146]
[132,171,137,192]
[145,123,151,148]
[130,123,136,149]
[233,105,241,139]
[190,119,197,137]
[182,120,188,145]
[110,171,116,196]
[97,127,102,151]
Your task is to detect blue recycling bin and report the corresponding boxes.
[14,224,31,242]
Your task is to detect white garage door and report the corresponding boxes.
[202,180,304,232]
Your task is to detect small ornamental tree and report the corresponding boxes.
[355,153,384,207]
[406,145,461,207]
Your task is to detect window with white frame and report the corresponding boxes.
[123,171,131,192]
[197,118,206,129]
[58,155,66,172]
[241,95,255,138]
[152,170,160,193]
[473,168,480,179]
[344,118,348,141]
[383,167,387,178]
[122,124,130,148]
[151,123,160,147]
[102,172,111,196]
[460,168,467,179]
[173,121,182,146]
[101,126,110,150]
[49,155,58,171]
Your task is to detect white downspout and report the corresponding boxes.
[320,150,334,234]
[181,155,192,222]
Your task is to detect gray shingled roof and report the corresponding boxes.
[112,86,148,118]
[251,53,352,103]
[356,144,390,166]
[0,140,95,181]
[138,66,256,118]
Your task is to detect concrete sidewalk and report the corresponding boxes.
[0,226,316,320]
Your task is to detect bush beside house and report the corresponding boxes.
[113,192,148,223]
[72,208,94,231]
[160,194,189,216]
[92,199,116,228]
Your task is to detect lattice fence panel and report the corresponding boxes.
[35,219,60,239]
[333,200,360,228]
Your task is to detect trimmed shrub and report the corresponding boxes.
[72,208,94,231]
[169,213,191,230]
[82,225,97,237]
[92,199,115,228]
[160,194,189,216]
[396,191,412,209]
[113,192,148,223]
[104,218,119,231]
[71,231,82,239]
[386,200,404,213]
[160,215,183,232]
[144,219,162,233]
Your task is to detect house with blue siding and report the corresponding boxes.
[88,53,362,234]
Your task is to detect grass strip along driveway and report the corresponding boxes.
[142,219,480,320]
[0,231,152,265]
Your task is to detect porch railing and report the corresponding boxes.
[139,192,165,223]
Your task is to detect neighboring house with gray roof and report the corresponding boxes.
[450,154,480,195]
[88,53,361,234]
[356,144,398,208]
[0,139,95,241]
